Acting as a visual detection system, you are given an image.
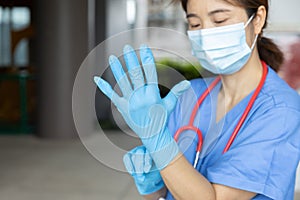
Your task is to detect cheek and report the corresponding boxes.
[245,25,256,46]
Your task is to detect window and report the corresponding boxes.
[0,6,31,67]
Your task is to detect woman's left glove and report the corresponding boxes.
[94,44,190,169]
[123,146,164,195]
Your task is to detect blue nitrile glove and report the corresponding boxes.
[123,146,164,195]
[94,44,191,169]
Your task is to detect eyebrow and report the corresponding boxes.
[186,13,200,19]
[186,9,231,19]
[208,9,231,16]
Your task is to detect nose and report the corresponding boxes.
[201,21,216,29]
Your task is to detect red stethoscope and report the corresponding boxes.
[174,61,268,168]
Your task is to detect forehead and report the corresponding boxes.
[186,0,243,14]
[187,0,246,18]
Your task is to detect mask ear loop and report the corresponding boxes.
[244,14,259,50]
[244,14,255,28]
[250,34,259,50]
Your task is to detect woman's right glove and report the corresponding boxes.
[123,146,165,195]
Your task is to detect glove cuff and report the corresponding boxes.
[135,177,165,195]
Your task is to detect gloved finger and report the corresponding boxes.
[133,149,147,182]
[94,76,123,108]
[135,173,146,182]
[144,149,152,173]
[123,152,135,175]
[162,80,191,114]
[109,55,132,98]
[132,146,152,174]
[132,147,145,175]
[140,44,158,85]
[123,45,145,90]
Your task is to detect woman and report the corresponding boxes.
[94,0,300,199]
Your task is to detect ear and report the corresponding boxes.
[253,5,267,35]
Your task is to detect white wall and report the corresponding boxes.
[268,0,300,32]
[296,166,300,192]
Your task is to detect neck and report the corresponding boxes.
[219,52,263,104]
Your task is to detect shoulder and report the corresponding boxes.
[247,67,300,125]
[259,67,300,111]
[242,67,300,150]
[245,67,300,138]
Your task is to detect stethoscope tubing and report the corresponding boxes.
[223,62,268,153]
[174,77,220,167]
[174,61,268,168]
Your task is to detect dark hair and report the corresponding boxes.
[174,0,284,72]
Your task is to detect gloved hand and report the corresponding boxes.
[123,146,164,195]
[94,44,190,169]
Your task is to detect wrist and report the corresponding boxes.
[150,139,180,170]
[140,127,179,170]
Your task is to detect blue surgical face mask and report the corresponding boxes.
[187,15,258,75]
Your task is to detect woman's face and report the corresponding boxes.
[186,0,255,46]
[186,0,248,30]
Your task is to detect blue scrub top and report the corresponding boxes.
[166,66,300,200]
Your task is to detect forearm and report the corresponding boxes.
[160,153,216,200]
[143,187,167,200]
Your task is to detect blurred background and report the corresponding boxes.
[0,0,299,199]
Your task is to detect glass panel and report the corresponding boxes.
[12,7,31,67]
[147,0,185,31]
[12,7,30,29]
[0,7,11,66]
[126,0,136,26]
[0,7,31,67]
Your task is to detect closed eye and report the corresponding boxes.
[215,19,228,24]
[191,24,201,28]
